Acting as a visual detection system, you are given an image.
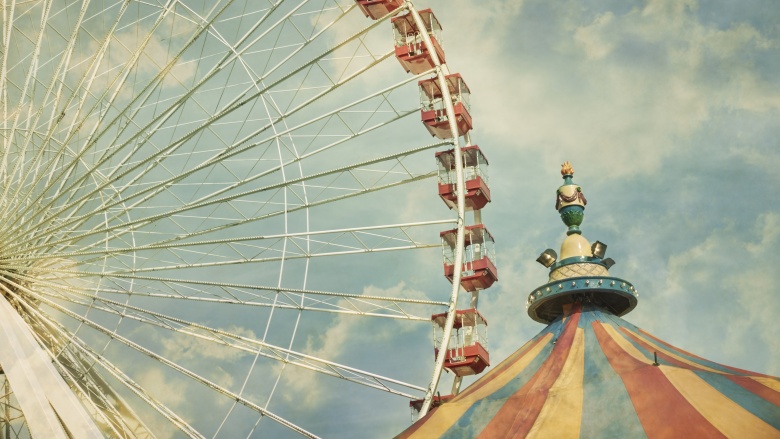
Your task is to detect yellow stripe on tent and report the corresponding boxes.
[526,328,585,439]
[600,324,652,365]
[661,366,780,439]
[752,376,780,394]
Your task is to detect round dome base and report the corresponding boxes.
[527,276,638,324]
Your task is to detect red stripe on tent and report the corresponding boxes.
[594,323,726,439]
[728,375,780,407]
[637,328,773,378]
[476,302,583,439]
[621,328,780,403]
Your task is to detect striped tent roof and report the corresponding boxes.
[398,302,780,438]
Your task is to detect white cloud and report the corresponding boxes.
[160,325,256,365]
[277,282,428,409]
[636,213,780,375]
[135,368,188,439]
[438,0,525,42]
[430,0,780,179]
[574,12,616,60]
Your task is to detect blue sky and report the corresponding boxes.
[427,0,780,381]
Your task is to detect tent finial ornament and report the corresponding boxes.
[528,164,637,323]
[555,161,587,234]
[560,160,574,176]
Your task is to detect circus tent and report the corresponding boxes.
[397,163,780,438]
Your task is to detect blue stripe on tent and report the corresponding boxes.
[694,370,780,430]
[579,307,647,439]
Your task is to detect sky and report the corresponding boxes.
[421,0,780,402]
[3,0,779,438]
[425,0,780,375]
[304,0,780,436]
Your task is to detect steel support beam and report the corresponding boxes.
[0,297,103,438]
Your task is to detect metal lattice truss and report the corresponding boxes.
[0,373,32,439]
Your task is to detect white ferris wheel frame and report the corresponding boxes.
[0,0,476,436]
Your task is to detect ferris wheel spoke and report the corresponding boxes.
[0,1,14,167]
[29,0,194,206]
[22,216,452,264]
[2,0,232,238]
[9,264,446,323]
[2,3,86,220]
[29,284,427,402]
[12,268,425,394]
[12,0,90,174]
[16,0,362,232]
[27,10,184,227]
[64,339,203,439]
[11,0,133,203]
[0,0,53,215]
[18,285,324,439]
[8,172,436,263]
[2,139,439,259]
[6,131,420,258]
[9,262,436,378]
[133,290,434,321]
[9,274,442,322]
[10,48,414,257]
[28,240,439,276]
[60,59,419,222]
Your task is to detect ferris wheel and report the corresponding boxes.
[0,1,497,437]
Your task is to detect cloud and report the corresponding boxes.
[112,323,269,438]
[731,143,780,177]
[438,0,524,42]
[135,367,188,439]
[159,324,256,366]
[277,281,427,409]
[635,213,780,375]
[430,0,780,179]
[410,0,780,392]
[574,12,616,60]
